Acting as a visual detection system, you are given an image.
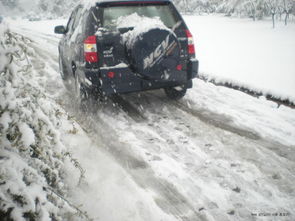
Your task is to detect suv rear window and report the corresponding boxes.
[102,4,178,28]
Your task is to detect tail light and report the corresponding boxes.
[107,71,115,78]
[185,30,195,55]
[84,35,98,63]
[176,64,182,71]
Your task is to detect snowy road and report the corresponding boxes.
[10,19,295,221]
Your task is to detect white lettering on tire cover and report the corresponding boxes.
[143,35,174,70]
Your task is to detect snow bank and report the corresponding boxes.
[2,20,180,221]
[0,25,86,221]
[185,15,295,103]
[0,22,12,72]
[187,79,295,146]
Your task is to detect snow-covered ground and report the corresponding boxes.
[0,22,177,221]
[185,15,295,103]
[2,15,295,221]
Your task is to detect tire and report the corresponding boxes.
[74,71,88,111]
[59,56,71,90]
[125,28,181,80]
[74,71,98,112]
[164,85,187,100]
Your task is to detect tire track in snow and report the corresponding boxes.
[59,103,207,221]
[110,95,147,122]
[126,91,260,140]
[124,91,295,163]
[116,91,295,219]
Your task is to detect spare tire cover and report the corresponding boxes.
[127,28,181,80]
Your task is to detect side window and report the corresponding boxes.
[73,7,82,30]
[86,7,102,35]
[66,11,76,34]
[66,6,82,35]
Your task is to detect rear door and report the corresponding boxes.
[98,1,191,61]
[63,6,82,71]
[61,10,76,70]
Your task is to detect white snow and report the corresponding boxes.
[1,20,178,221]
[100,62,128,70]
[2,14,295,221]
[185,15,295,103]
[0,20,7,36]
[187,79,295,146]
[118,13,169,49]
[0,112,11,130]
[60,120,178,221]
[117,13,164,29]
[7,18,67,36]
[18,123,35,148]
[0,27,81,220]
[0,22,11,72]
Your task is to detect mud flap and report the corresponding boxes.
[186,79,193,89]
[187,59,199,80]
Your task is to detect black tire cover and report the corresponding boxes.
[127,28,181,80]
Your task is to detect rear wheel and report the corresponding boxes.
[74,71,103,113]
[59,56,71,90]
[74,72,93,112]
[164,85,187,100]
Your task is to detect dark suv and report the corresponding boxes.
[55,0,198,102]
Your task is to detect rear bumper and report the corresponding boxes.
[83,59,199,95]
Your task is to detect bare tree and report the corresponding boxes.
[283,0,293,25]
[1,0,19,9]
[266,0,279,28]
[242,0,262,21]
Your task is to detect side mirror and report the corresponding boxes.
[54,25,66,34]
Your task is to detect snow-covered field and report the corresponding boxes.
[185,15,295,103]
[1,15,295,221]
